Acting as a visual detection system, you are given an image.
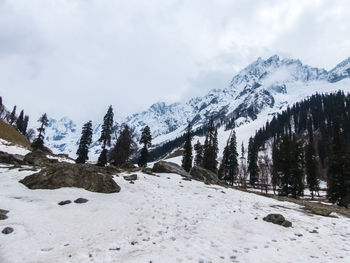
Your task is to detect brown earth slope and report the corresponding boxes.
[0,119,31,148]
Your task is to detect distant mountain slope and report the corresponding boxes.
[45,55,350,160]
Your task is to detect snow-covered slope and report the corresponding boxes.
[1,168,350,263]
[45,55,350,159]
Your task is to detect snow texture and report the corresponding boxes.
[1,168,350,263]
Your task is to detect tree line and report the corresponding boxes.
[75,106,153,168]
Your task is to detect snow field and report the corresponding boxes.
[1,168,350,263]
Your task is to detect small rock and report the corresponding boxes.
[142,168,153,175]
[74,198,88,204]
[0,209,9,220]
[309,229,318,234]
[0,214,8,220]
[263,214,292,228]
[129,181,135,184]
[58,200,71,206]
[123,174,137,181]
[2,227,14,234]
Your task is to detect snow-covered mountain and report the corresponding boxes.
[44,55,350,159]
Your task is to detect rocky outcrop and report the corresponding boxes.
[19,162,120,193]
[23,150,52,166]
[123,174,137,181]
[152,161,190,178]
[0,151,25,165]
[189,166,219,184]
[263,214,292,227]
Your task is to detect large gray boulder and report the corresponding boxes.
[19,162,120,193]
[263,214,292,227]
[152,161,190,178]
[189,166,219,184]
[0,151,25,165]
[24,150,52,166]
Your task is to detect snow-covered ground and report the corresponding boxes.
[1,167,350,263]
[0,139,30,156]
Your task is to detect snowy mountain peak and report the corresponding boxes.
[45,55,350,159]
[328,57,350,82]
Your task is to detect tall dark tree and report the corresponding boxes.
[219,129,238,185]
[248,137,259,187]
[327,117,350,206]
[181,124,193,172]
[76,121,93,164]
[202,117,218,173]
[16,110,24,134]
[138,126,152,167]
[31,113,49,150]
[271,140,280,195]
[305,120,319,199]
[97,106,114,166]
[0,96,4,117]
[23,115,29,135]
[194,140,203,166]
[110,124,137,166]
[238,142,248,187]
[8,105,17,125]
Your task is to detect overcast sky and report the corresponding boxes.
[0,0,349,125]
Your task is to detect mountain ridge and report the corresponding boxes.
[44,54,350,159]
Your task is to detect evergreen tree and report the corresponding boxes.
[219,129,238,185]
[271,140,280,195]
[16,110,24,133]
[327,117,350,206]
[194,140,203,166]
[202,117,218,173]
[110,124,137,166]
[181,124,193,172]
[8,105,17,125]
[248,137,259,187]
[76,121,93,164]
[97,106,114,166]
[32,113,48,150]
[138,126,152,167]
[238,142,248,187]
[305,121,319,199]
[0,96,4,117]
[23,115,29,135]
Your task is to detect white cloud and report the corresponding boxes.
[0,0,349,126]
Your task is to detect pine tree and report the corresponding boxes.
[16,110,24,134]
[194,140,203,166]
[289,135,304,198]
[202,117,218,173]
[271,140,280,195]
[76,121,93,164]
[327,117,350,206]
[110,124,137,166]
[138,126,152,167]
[219,129,238,185]
[31,113,48,150]
[181,124,193,172]
[0,96,4,117]
[238,142,248,187]
[97,106,114,166]
[248,137,259,187]
[305,121,319,199]
[23,115,29,135]
[8,105,17,125]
